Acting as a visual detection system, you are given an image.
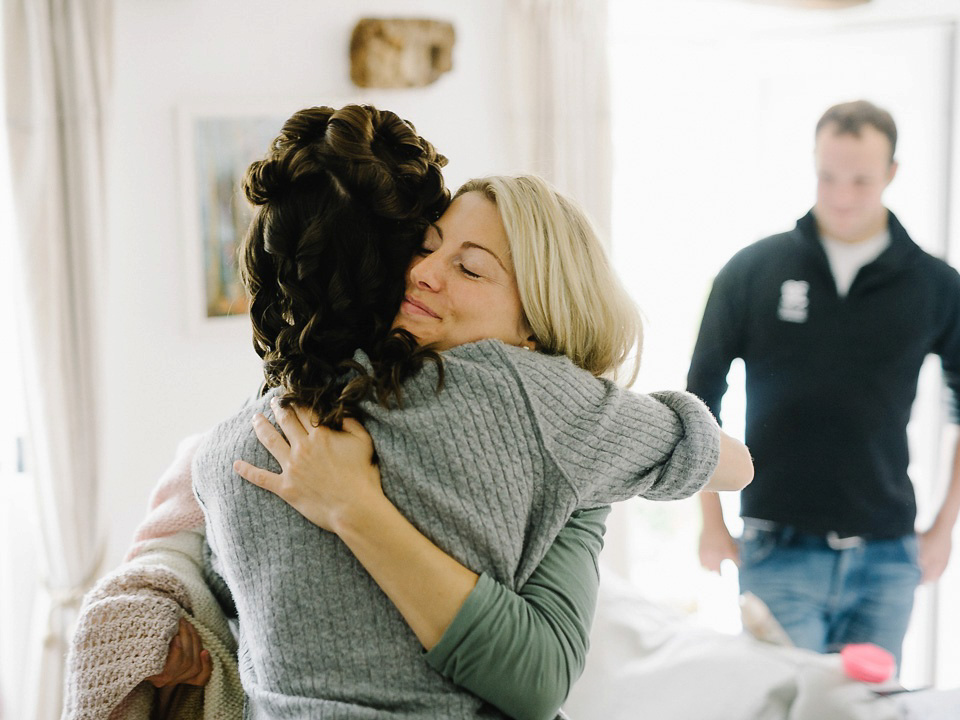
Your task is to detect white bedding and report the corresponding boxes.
[563,570,959,720]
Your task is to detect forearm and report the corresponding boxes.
[333,495,478,650]
[932,432,960,533]
[700,491,729,533]
[701,431,753,492]
[698,491,739,571]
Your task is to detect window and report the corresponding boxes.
[609,0,959,688]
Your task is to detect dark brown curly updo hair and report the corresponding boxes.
[240,104,449,425]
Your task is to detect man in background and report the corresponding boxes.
[688,100,960,667]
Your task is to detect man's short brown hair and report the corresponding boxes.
[815,100,897,162]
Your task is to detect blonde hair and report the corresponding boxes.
[455,175,642,383]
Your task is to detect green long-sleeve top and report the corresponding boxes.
[426,506,611,720]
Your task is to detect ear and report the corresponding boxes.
[517,315,537,351]
[886,160,899,187]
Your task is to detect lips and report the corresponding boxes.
[401,295,440,319]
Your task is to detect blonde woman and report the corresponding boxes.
[193,167,752,718]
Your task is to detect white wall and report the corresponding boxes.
[100,0,511,569]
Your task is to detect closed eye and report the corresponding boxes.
[459,264,481,279]
[417,241,439,257]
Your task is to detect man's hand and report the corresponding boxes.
[699,524,740,573]
[918,524,953,583]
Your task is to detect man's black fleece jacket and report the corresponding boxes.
[688,209,960,537]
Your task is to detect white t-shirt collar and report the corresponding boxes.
[820,229,891,297]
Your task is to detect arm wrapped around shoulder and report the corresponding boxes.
[497,342,736,504]
[534,382,725,504]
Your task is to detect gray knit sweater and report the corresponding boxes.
[193,339,720,719]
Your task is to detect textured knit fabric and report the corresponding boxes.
[426,506,610,720]
[62,531,243,720]
[687,209,960,537]
[193,339,721,718]
[92,435,620,718]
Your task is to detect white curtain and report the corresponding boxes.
[502,0,631,573]
[3,1,111,718]
[503,0,613,243]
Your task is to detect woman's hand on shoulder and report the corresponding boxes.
[233,398,384,533]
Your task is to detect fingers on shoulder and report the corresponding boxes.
[291,402,320,430]
[341,417,368,436]
[234,459,280,489]
[269,397,308,439]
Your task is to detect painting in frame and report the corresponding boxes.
[178,103,291,328]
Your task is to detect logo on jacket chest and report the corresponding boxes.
[778,280,809,323]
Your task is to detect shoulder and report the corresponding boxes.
[443,340,616,428]
[445,338,571,366]
[444,339,593,390]
[193,390,278,478]
[720,230,799,277]
[887,213,958,286]
[913,247,960,287]
[915,252,960,328]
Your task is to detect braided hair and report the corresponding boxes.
[240,104,449,426]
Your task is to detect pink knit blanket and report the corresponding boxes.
[62,564,193,720]
[125,435,204,562]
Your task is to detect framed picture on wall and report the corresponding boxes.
[178,102,293,328]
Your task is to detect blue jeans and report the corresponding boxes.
[738,523,922,669]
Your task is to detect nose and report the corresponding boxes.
[824,182,856,208]
[408,251,445,291]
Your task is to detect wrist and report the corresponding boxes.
[331,489,394,541]
[702,518,731,535]
[928,514,957,537]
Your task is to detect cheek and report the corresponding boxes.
[463,291,516,332]
[497,294,527,335]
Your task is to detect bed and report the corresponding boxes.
[562,569,960,720]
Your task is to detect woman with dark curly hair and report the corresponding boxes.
[237,103,450,423]
[176,104,753,719]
